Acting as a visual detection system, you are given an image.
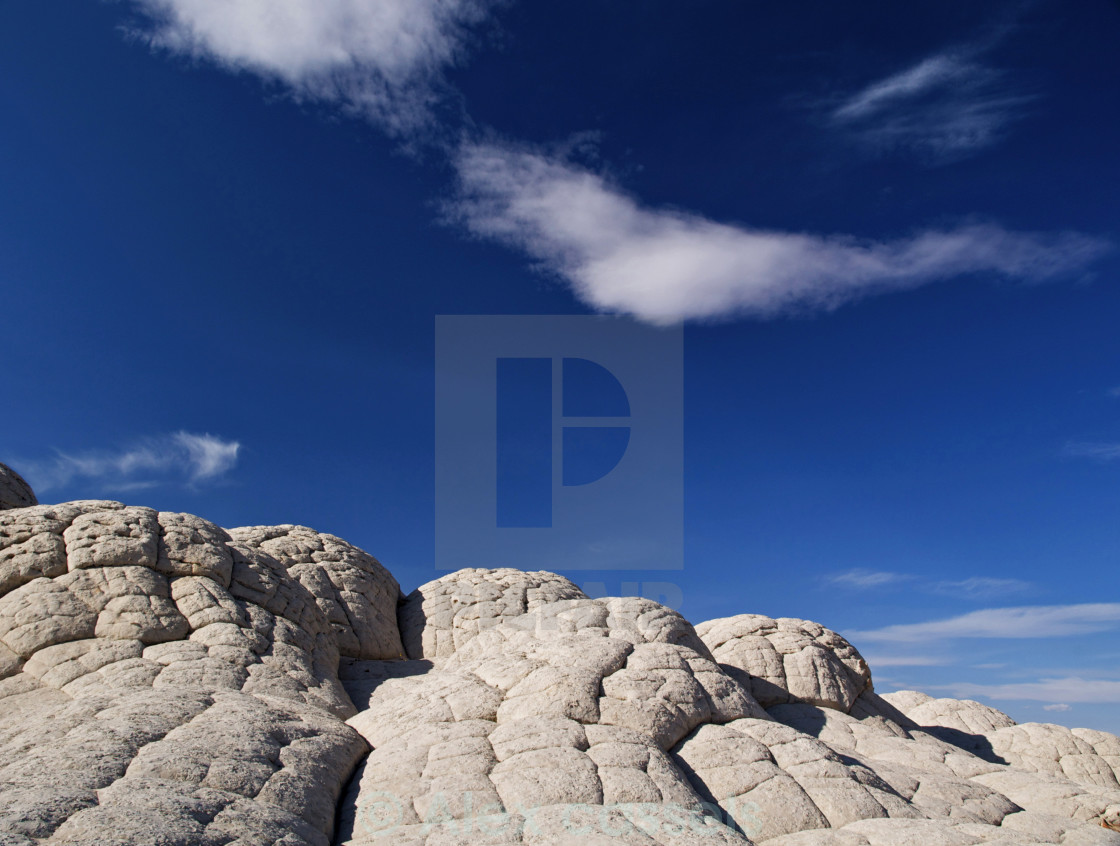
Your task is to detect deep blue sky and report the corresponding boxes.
[2,0,1119,731]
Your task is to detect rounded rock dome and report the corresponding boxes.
[0,462,37,510]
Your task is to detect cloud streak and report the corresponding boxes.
[932,577,1033,598]
[120,7,1109,325]
[932,677,1120,705]
[126,0,499,135]
[1064,442,1120,461]
[848,603,1120,644]
[830,47,1032,161]
[448,140,1109,324]
[23,432,241,493]
[826,569,913,589]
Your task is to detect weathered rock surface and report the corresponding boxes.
[697,614,872,713]
[0,463,1118,845]
[0,464,36,511]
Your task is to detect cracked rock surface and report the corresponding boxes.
[1,464,1118,845]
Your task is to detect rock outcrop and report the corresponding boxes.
[1,463,1118,845]
[0,463,36,511]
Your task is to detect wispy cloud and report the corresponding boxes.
[830,44,1032,161]
[1064,441,1120,461]
[826,569,913,589]
[932,677,1120,705]
[931,577,1033,598]
[1044,703,1072,712]
[125,0,500,136]
[823,570,1031,598]
[448,140,1108,324]
[848,603,1120,644]
[22,432,241,494]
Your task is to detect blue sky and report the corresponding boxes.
[2,0,1119,731]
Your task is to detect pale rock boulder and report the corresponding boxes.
[767,704,1016,825]
[157,511,235,585]
[64,505,161,570]
[4,482,1120,845]
[891,693,1018,738]
[768,703,1003,781]
[342,658,502,748]
[441,603,765,749]
[1001,808,1120,844]
[598,596,715,659]
[671,720,831,840]
[880,691,1018,758]
[0,501,126,599]
[883,692,1120,792]
[710,717,921,831]
[0,494,376,845]
[0,577,97,658]
[336,594,760,844]
[397,567,587,662]
[0,463,36,511]
[761,816,1089,845]
[984,724,1120,790]
[971,767,1120,827]
[336,673,748,845]
[880,689,935,713]
[1,506,70,597]
[229,524,404,660]
[697,614,872,713]
[60,564,190,643]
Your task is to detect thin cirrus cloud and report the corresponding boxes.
[824,570,1031,598]
[1064,441,1120,461]
[23,432,241,494]
[847,603,1120,644]
[933,677,1120,705]
[931,577,1033,598]
[830,47,1033,161]
[448,140,1110,324]
[825,569,913,589]
[124,0,500,135]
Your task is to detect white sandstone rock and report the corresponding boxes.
[2,491,1119,846]
[697,614,872,713]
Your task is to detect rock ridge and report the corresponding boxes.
[0,465,1118,845]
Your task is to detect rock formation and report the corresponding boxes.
[0,463,1118,845]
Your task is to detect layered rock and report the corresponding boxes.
[1,463,1118,845]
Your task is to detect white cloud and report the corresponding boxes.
[23,432,241,493]
[170,432,241,480]
[126,0,498,134]
[1044,703,1072,712]
[826,569,912,590]
[933,677,1120,705]
[1064,442,1120,461]
[448,140,1110,324]
[848,603,1120,644]
[933,577,1033,598]
[830,47,1032,160]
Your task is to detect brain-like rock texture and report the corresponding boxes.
[1,475,1119,845]
[697,614,872,712]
